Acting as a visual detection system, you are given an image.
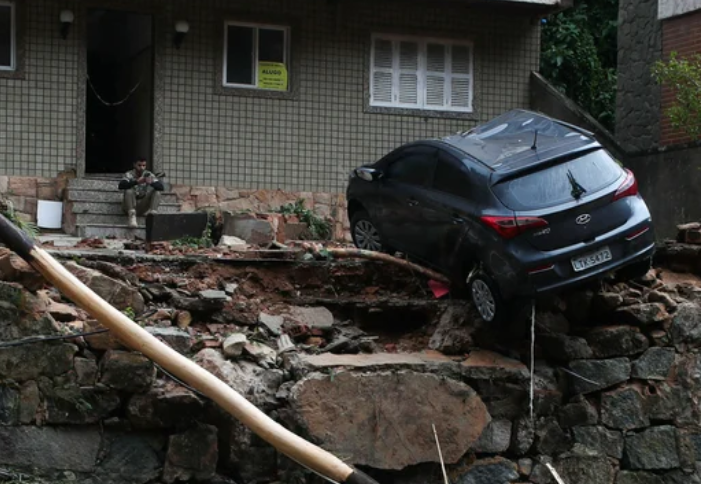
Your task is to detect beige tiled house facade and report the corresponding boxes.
[1,0,542,194]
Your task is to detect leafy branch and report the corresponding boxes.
[652,52,701,141]
[275,199,332,240]
[0,199,39,239]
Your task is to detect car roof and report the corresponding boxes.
[437,109,600,172]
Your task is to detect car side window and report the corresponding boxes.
[433,151,470,197]
[385,147,436,186]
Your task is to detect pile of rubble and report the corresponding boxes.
[1,242,701,484]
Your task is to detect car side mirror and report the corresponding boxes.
[356,167,383,182]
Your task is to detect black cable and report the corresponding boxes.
[0,327,210,399]
[153,362,210,400]
[0,328,110,348]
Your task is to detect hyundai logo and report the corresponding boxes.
[576,214,592,225]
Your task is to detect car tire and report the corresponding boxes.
[469,271,504,324]
[351,210,388,253]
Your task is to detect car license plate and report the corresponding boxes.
[571,247,613,272]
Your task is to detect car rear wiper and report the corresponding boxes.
[567,169,587,200]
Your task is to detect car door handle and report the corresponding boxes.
[407,198,419,207]
[452,216,465,224]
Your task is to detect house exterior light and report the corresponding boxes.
[174,20,189,49]
[60,10,74,39]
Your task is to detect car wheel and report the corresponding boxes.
[351,210,385,252]
[469,272,503,323]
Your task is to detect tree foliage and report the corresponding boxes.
[652,52,701,141]
[540,0,618,132]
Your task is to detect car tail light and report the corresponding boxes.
[528,264,554,275]
[481,216,548,240]
[613,169,638,201]
[626,226,650,241]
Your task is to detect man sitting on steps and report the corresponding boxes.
[118,157,164,228]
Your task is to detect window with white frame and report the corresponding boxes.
[223,21,290,91]
[0,0,15,71]
[370,35,473,113]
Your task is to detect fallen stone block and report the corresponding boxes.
[163,424,218,483]
[65,261,144,314]
[0,248,44,291]
[145,327,192,354]
[0,426,101,473]
[222,212,275,246]
[288,370,490,470]
[145,212,209,243]
[428,301,479,355]
[99,350,156,393]
[194,349,283,409]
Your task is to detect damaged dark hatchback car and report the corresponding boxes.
[346,110,655,323]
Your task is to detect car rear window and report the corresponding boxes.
[491,149,624,211]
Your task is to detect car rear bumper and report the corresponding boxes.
[495,216,656,298]
[530,241,655,295]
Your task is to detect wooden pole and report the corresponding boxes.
[0,215,377,484]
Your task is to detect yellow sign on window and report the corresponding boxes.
[258,62,288,91]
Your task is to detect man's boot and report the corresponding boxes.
[128,209,138,228]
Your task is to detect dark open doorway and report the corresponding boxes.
[86,9,154,175]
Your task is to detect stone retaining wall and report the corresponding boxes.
[0,248,700,483]
[0,175,351,241]
[170,184,351,242]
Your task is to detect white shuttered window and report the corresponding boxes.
[370,34,473,113]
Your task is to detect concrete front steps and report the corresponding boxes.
[65,177,180,239]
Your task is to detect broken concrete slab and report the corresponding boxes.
[145,212,208,243]
[288,370,490,470]
[297,349,529,381]
[283,305,334,330]
[218,235,248,249]
[259,312,284,335]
